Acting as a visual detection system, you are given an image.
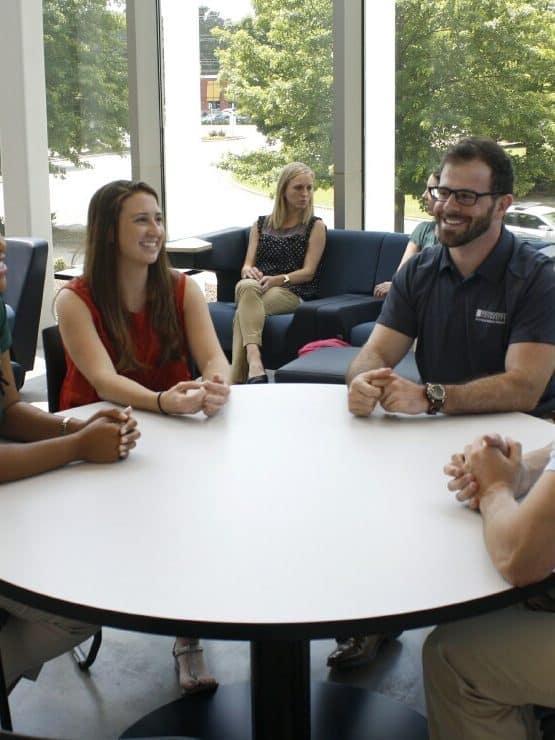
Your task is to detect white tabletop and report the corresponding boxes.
[0,385,553,637]
[165,237,212,253]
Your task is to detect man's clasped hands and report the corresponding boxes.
[348,367,429,416]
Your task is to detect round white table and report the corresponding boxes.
[1,385,553,739]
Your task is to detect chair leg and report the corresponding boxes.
[72,629,102,671]
[0,650,13,731]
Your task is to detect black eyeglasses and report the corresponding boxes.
[428,186,501,206]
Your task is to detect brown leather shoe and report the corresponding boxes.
[326,632,402,669]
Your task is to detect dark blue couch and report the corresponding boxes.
[191,227,409,369]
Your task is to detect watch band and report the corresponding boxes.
[425,383,446,415]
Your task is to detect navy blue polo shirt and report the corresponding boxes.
[378,228,555,406]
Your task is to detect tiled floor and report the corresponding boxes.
[6,360,430,739]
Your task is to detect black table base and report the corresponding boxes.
[120,681,428,740]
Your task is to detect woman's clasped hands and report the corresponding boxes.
[158,375,230,417]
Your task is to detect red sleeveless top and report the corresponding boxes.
[59,274,192,410]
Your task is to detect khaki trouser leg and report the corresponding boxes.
[231,279,300,383]
[0,594,97,688]
[423,606,555,740]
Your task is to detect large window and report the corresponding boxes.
[159,1,334,241]
[394,0,555,233]
[43,0,131,269]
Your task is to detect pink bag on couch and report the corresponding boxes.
[297,338,351,356]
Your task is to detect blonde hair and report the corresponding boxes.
[268,162,315,230]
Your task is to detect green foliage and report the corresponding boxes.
[214,0,334,187]
[215,0,554,219]
[43,0,129,167]
[199,5,228,75]
[396,0,555,208]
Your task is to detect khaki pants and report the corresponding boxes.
[0,593,96,689]
[231,278,300,384]
[423,605,555,740]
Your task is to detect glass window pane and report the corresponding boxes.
[160,1,334,242]
[395,1,555,235]
[43,0,131,272]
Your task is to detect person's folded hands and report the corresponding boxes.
[160,381,207,415]
[348,368,391,417]
[201,375,230,417]
[466,435,523,503]
[376,374,427,415]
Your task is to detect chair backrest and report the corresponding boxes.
[317,230,409,298]
[4,238,48,371]
[42,325,66,413]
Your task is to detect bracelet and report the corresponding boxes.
[60,416,72,436]
[157,391,169,415]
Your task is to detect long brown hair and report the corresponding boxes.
[267,162,315,230]
[83,180,184,371]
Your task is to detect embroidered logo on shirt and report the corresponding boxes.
[475,309,506,325]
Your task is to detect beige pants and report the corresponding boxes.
[231,278,301,384]
[423,605,555,740]
[0,593,96,689]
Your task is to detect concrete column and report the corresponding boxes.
[363,0,396,231]
[333,0,363,230]
[0,0,55,330]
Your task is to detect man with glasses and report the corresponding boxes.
[347,135,555,420]
[328,136,555,671]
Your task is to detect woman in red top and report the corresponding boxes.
[56,180,230,695]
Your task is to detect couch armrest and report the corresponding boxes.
[311,294,385,341]
[193,227,250,301]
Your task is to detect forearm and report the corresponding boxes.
[92,373,160,413]
[202,354,231,384]
[443,372,542,415]
[519,444,554,494]
[0,401,84,442]
[479,485,522,582]
[0,436,82,483]
[346,346,389,384]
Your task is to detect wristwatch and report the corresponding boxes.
[282,274,290,286]
[425,383,446,415]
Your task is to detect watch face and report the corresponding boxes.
[429,384,445,401]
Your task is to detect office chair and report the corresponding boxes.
[4,239,48,389]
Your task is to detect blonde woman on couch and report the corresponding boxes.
[232,162,326,384]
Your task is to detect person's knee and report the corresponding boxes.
[235,278,261,301]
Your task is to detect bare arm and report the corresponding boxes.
[346,325,414,416]
[346,324,413,384]
[0,352,139,482]
[241,224,263,279]
[443,342,555,414]
[374,240,420,298]
[466,437,555,586]
[185,278,230,383]
[285,219,326,284]
[397,240,420,270]
[375,340,555,416]
[56,287,205,416]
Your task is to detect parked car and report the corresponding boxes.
[201,110,251,125]
[504,203,555,244]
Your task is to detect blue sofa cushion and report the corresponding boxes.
[350,321,376,346]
